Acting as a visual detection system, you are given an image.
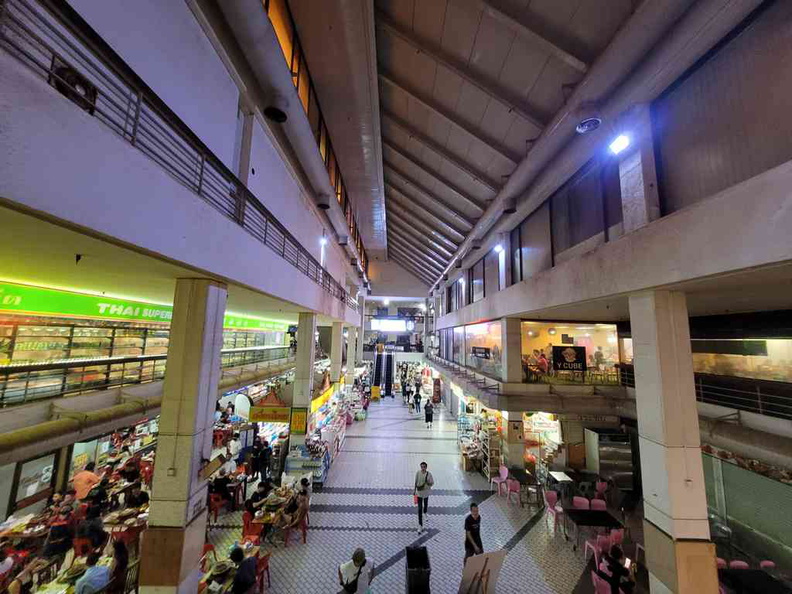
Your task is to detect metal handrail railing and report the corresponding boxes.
[0,0,358,312]
[0,345,293,406]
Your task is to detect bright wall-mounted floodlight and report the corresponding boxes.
[609,134,630,155]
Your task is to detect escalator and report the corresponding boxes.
[384,353,394,397]
[373,353,383,386]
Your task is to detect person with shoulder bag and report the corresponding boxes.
[414,461,434,533]
[338,548,374,593]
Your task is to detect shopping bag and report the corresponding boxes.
[413,494,418,505]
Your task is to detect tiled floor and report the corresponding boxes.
[209,397,586,592]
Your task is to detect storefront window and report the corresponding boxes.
[465,322,502,379]
[70,439,98,475]
[452,327,465,365]
[483,249,500,296]
[521,321,618,383]
[691,339,792,382]
[15,453,56,516]
[470,260,484,303]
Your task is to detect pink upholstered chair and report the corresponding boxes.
[544,490,563,532]
[506,479,522,505]
[595,481,608,500]
[729,560,750,570]
[760,560,776,570]
[573,496,590,509]
[491,465,508,495]
[590,571,612,594]
[716,557,727,569]
[585,534,612,568]
[591,498,607,511]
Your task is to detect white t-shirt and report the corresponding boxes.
[228,439,241,457]
[0,556,14,576]
[339,558,373,593]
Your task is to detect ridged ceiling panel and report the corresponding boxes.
[377,0,634,283]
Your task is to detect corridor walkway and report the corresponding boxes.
[210,397,585,592]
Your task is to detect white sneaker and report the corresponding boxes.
[417,526,423,534]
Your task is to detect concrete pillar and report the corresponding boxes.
[292,312,317,442]
[618,104,661,234]
[329,321,344,383]
[356,294,366,364]
[628,290,717,594]
[345,326,357,387]
[501,318,523,383]
[140,279,226,594]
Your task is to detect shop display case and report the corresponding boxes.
[480,426,501,481]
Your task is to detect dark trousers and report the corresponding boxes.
[417,496,428,526]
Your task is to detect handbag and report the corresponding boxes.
[413,494,419,504]
[341,563,365,593]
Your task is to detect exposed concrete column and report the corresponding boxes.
[628,290,717,594]
[356,294,366,364]
[619,104,661,233]
[140,279,226,594]
[345,326,357,387]
[329,321,344,383]
[501,317,523,383]
[293,312,317,410]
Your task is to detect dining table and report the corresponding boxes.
[563,508,623,550]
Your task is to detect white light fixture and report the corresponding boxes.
[383,298,390,306]
[319,237,327,246]
[458,277,465,285]
[419,303,426,311]
[609,134,630,155]
[494,244,504,254]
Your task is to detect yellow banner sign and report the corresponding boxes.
[290,408,308,435]
[249,406,291,423]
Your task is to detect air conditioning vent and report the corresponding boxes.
[48,57,97,115]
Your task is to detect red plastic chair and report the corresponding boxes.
[716,557,727,569]
[139,461,154,487]
[283,513,308,547]
[595,481,608,500]
[610,528,624,546]
[591,570,611,594]
[256,552,271,590]
[200,543,217,573]
[729,560,750,570]
[208,494,228,523]
[72,537,93,557]
[591,498,607,511]
[760,560,776,570]
[573,496,591,509]
[242,512,264,543]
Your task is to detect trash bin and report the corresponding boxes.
[405,545,431,593]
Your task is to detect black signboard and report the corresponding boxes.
[552,346,586,372]
[471,346,491,359]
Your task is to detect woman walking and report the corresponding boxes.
[424,401,434,429]
[414,462,434,533]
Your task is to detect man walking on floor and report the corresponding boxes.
[414,461,434,533]
[464,502,483,565]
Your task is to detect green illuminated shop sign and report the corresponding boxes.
[0,282,290,331]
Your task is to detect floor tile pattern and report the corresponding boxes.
[208,398,586,592]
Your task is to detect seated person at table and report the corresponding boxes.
[299,477,312,498]
[229,547,257,594]
[119,459,141,483]
[75,552,111,594]
[7,559,46,594]
[73,462,102,501]
[43,506,75,559]
[108,446,132,468]
[597,545,635,594]
[76,505,107,549]
[274,490,308,530]
[85,478,110,509]
[245,480,272,515]
[125,483,150,508]
[0,549,14,577]
[107,541,129,594]
[210,469,233,503]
